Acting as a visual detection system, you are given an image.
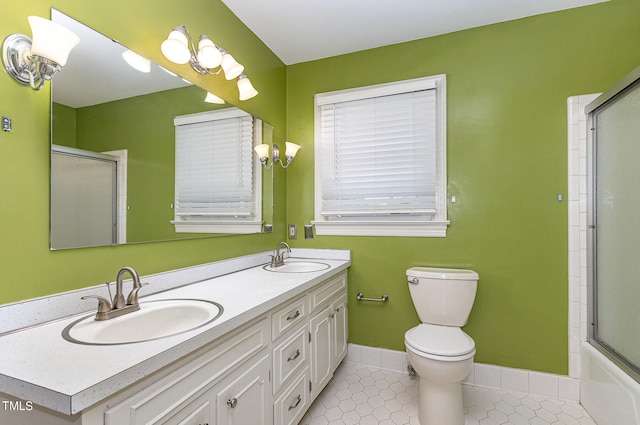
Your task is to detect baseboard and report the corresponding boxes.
[344,343,580,402]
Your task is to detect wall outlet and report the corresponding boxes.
[288,224,297,239]
[304,225,314,240]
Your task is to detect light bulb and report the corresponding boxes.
[237,75,258,100]
[161,29,191,64]
[220,51,244,80]
[204,92,225,104]
[254,144,270,160]
[28,16,79,66]
[285,142,301,159]
[122,50,150,73]
[197,36,222,68]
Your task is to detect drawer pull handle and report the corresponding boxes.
[287,349,301,362]
[227,398,238,408]
[286,310,300,321]
[288,394,302,411]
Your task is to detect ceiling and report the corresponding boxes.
[220,0,608,65]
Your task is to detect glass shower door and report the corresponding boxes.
[588,76,640,381]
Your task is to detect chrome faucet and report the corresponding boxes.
[270,241,291,268]
[82,266,147,321]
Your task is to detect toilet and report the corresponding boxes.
[404,267,479,425]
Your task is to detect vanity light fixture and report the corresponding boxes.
[161,25,258,100]
[2,16,79,90]
[254,142,301,169]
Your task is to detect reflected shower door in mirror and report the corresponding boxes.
[49,9,273,250]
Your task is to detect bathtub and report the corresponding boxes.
[581,342,640,425]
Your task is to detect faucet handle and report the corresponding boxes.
[81,295,112,313]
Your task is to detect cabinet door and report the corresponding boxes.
[332,294,348,366]
[215,353,272,425]
[309,305,333,398]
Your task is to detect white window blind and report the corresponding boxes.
[173,108,260,233]
[319,90,436,218]
[313,75,448,237]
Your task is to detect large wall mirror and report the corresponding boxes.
[49,9,273,250]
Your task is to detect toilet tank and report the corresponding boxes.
[406,267,479,327]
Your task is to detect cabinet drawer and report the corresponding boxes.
[272,324,308,393]
[274,368,310,425]
[104,318,269,425]
[271,296,306,341]
[309,271,347,312]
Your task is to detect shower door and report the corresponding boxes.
[51,146,118,249]
[587,68,640,382]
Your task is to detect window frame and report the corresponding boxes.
[312,75,448,237]
[172,108,262,234]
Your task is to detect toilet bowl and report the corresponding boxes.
[405,324,475,425]
[404,267,479,425]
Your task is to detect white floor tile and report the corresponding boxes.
[299,363,597,425]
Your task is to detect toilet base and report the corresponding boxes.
[417,378,464,425]
[405,347,472,425]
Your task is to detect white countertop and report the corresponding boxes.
[0,251,350,415]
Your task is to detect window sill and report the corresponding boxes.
[311,220,449,237]
[172,221,263,234]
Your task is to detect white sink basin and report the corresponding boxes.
[62,299,223,345]
[263,260,330,273]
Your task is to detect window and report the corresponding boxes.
[313,75,448,237]
[172,108,262,234]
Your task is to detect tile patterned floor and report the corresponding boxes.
[299,362,597,425]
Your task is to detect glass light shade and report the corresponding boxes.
[254,144,270,160]
[197,36,222,68]
[237,75,258,101]
[161,29,191,64]
[28,16,79,66]
[285,142,301,158]
[204,92,225,104]
[122,50,150,73]
[221,52,244,80]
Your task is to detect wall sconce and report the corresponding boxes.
[254,142,301,169]
[161,25,258,100]
[2,16,79,90]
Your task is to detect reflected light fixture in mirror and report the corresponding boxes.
[2,16,79,90]
[205,91,225,104]
[122,50,150,73]
[161,25,258,100]
[255,142,301,169]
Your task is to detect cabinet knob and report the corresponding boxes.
[227,397,238,408]
[288,394,302,411]
[335,306,340,312]
[286,310,301,321]
[287,349,301,362]
[329,312,335,318]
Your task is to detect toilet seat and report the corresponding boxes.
[405,323,475,362]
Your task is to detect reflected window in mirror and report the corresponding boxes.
[172,108,262,233]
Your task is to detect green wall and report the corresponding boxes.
[0,0,287,303]
[285,0,640,374]
[3,0,640,378]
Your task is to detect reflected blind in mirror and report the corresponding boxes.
[174,108,255,222]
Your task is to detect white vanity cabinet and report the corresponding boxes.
[2,266,349,425]
[309,272,348,399]
[100,317,271,425]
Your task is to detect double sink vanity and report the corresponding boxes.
[0,248,350,425]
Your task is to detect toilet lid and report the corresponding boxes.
[405,324,475,357]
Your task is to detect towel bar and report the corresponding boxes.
[356,292,389,303]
